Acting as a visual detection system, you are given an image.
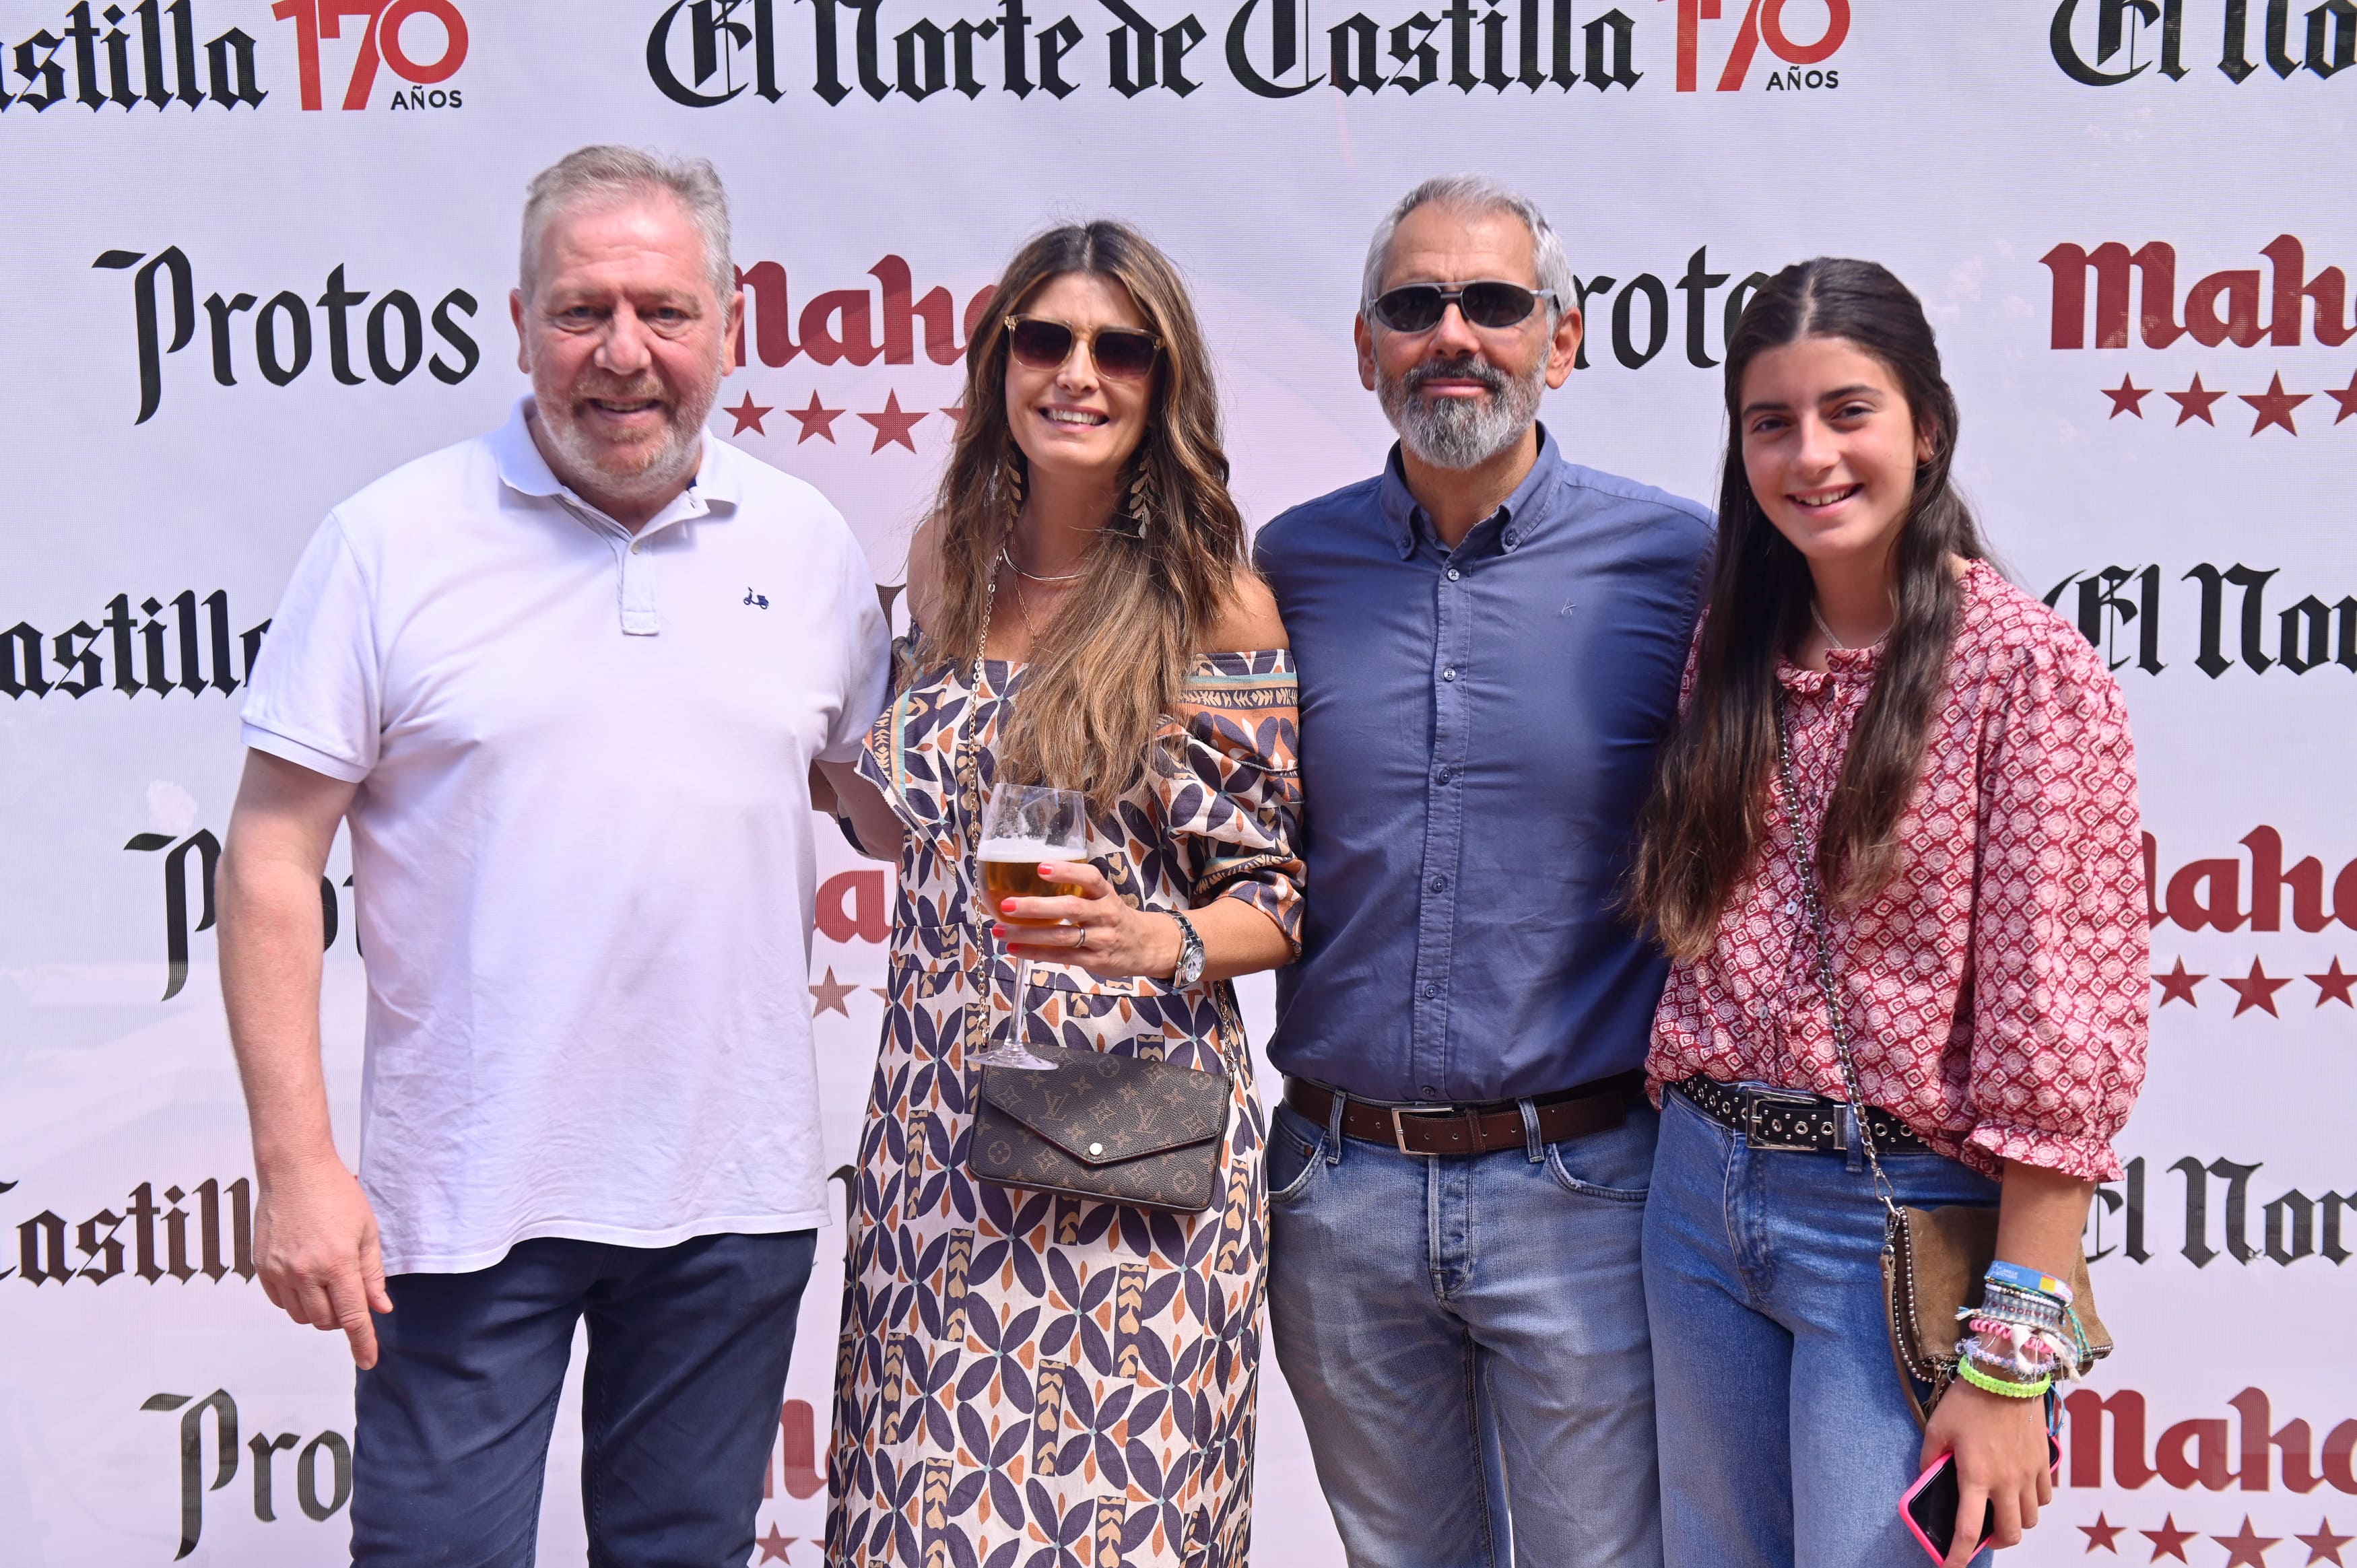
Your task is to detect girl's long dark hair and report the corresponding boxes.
[1628,258,1988,962]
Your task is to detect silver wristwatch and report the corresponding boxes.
[1168,910,1206,988]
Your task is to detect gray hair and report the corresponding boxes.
[1360,175,1573,322]
[519,145,735,313]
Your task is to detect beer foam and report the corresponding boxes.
[978,836,1065,862]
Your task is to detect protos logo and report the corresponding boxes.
[269,0,467,110]
[1663,0,1848,92]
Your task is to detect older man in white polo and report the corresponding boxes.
[217,146,890,1565]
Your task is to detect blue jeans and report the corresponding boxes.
[1644,1089,2001,1568]
[1266,1093,1663,1568]
[351,1229,816,1567]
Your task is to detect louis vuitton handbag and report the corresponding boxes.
[1773,693,2111,1427]
[950,580,1229,1216]
[971,1046,1230,1214]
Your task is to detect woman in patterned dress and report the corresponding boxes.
[814,221,1302,1568]
[1628,260,2147,1568]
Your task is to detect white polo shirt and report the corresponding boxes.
[242,399,891,1274]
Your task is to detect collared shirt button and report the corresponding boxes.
[1422,984,1439,1000]
[1442,667,1457,681]
[1429,875,1448,893]
[1502,529,1519,547]
[1436,765,1453,783]
[1446,567,1461,581]
[1421,1085,1438,1097]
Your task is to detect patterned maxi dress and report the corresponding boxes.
[825,634,1304,1568]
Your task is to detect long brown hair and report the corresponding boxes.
[1628,258,1989,961]
[919,221,1249,809]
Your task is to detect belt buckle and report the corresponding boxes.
[1743,1089,1832,1153]
[1390,1104,1457,1157]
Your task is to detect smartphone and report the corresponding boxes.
[1900,1434,2064,1564]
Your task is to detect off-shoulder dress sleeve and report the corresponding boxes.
[1150,649,1306,955]
[1964,631,2150,1183]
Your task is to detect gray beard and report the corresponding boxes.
[1378,353,1547,471]
[536,365,722,508]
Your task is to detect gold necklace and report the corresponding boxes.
[1001,559,1041,643]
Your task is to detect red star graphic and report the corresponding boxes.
[2082,1511,2126,1553]
[859,390,929,452]
[2296,1518,2354,1566]
[2327,369,2357,425]
[2216,1516,2282,1567]
[787,391,844,444]
[2104,378,2151,418]
[2312,958,2357,1009]
[2143,1514,2201,1562]
[2168,373,2226,426]
[809,966,859,1017]
[754,1523,799,1563]
[939,402,968,431]
[2152,957,2205,1008]
[2222,957,2292,1017]
[722,391,773,436]
[2243,372,2309,436]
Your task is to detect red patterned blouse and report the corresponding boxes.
[1647,559,2149,1183]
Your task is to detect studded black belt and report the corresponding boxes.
[1673,1075,1929,1155]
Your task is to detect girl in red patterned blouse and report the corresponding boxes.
[1628,259,2148,1568]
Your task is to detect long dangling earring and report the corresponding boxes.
[1000,442,1028,526]
[1123,449,1154,537]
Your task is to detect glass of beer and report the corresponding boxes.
[973,781,1088,1070]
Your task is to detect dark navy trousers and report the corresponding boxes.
[351,1229,816,1567]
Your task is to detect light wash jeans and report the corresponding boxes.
[1266,1092,1663,1568]
[1643,1086,2001,1568]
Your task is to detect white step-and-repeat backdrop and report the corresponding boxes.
[2,1,2350,1562]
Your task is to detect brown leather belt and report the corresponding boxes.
[1284,1070,1641,1157]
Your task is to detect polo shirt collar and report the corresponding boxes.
[1378,423,1564,560]
[492,395,744,512]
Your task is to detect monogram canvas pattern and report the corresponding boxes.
[973,1048,1232,1213]
[827,636,1303,1568]
[1649,561,2150,1184]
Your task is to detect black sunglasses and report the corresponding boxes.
[1370,281,1556,334]
[1004,315,1164,381]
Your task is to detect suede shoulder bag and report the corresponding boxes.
[1773,689,2111,1427]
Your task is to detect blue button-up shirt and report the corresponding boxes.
[1254,428,1713,1103]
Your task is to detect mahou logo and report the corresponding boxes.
[1665,0,1849,92]
[269,0,469,111]
[2050,0,2355,86]
[0,0,264,113]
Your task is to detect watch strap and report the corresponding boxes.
[1168,910,1205,986]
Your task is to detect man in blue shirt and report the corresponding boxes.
[1255,176,1713,1568]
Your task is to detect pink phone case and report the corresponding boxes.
[1899,1455,1957,1565]
[1899,1436,2064,1565]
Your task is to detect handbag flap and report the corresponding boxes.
[980,1047,1228,1167]
[1901,1204,2114,1363]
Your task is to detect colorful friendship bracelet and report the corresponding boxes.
[1958,1360,2053,1400]
[1985,1260,2073,1305]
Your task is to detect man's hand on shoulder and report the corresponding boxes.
[254,1153,393,1368]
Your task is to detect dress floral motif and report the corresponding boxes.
[826,634,1304,1568]
[1647,559,2149,1182]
